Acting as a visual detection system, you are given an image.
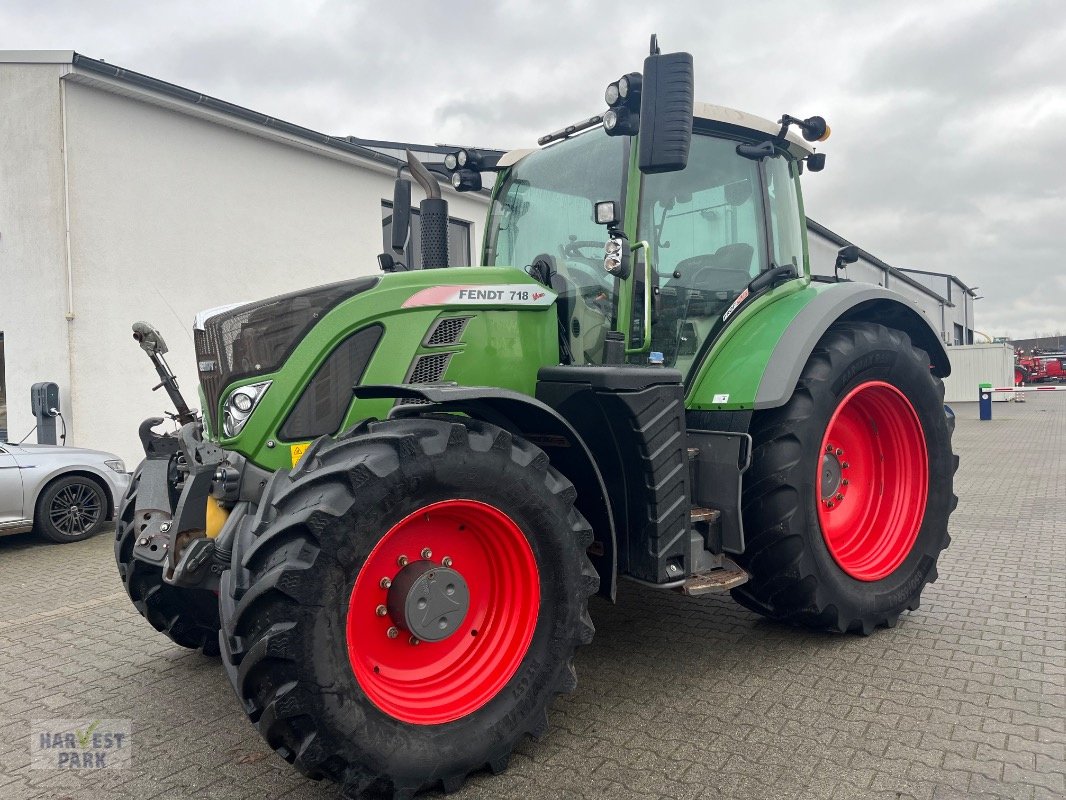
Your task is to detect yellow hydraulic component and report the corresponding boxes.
[205,497,230,538]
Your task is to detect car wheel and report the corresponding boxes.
[36,476,108,543]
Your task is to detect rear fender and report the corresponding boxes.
[754,286,951,410]
[687,282,950,413]
[354,384,617,600]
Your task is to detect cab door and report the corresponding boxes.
[632,131,769,375]
[0,445,26,525]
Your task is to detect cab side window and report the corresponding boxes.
[764,157,805,271]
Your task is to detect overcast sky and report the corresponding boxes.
[4,0,1064,337]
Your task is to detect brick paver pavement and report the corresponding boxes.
[0,396,1062,799]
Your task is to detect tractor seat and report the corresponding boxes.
[673,243,755,293]
[660,243,755,319]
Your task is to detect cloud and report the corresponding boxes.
[2,0,1063,334]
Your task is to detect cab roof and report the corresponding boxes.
[499,102,816,168]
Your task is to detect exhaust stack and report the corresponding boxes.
[406,149,449,269]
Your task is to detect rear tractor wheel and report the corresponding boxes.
[734,322,957,634]
[220,417,597,798]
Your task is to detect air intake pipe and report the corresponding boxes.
[406,149,449,269]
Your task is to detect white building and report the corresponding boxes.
[807,220,977,345]
[0,51,489,463]
[1,50,977,463]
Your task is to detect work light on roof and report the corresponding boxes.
[450,169,482,192]
[605,81,621,107]
[618,72,641,101]
[443,152,459,171]
[602,107,638,137]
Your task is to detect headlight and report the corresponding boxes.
[231,392,254,413]
[222,380,271,438]
[105,459,126,474]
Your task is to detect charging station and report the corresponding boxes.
[30,382,60,445]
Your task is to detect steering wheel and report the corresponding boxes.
[561,238,606,267]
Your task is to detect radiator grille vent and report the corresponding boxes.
[425,317,469,347]
[406,352,452,384]
[398,352,454,406]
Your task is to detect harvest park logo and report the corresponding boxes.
[31,719,131,769]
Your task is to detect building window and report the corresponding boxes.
[953,323,964,346]
[381,202,473,268]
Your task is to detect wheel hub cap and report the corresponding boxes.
[820,453,842,499]
[386,561,470,642]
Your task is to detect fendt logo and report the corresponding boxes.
[457,288,504,300]
[403,285,558,309]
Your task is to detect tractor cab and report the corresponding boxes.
[484,103,821,377]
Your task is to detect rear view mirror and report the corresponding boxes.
[834,245,860,279]
[836,245,860,265]
[638,50,694,174]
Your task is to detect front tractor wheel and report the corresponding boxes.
[733,322,957,634]
[219,417,597,798]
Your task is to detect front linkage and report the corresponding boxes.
[116,324,269,654]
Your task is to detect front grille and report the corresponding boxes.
[425,317,469,347]
[195,328,222,427]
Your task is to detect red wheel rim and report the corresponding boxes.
[816,381,928,581]
[346,499,540,725]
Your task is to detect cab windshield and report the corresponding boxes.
[484,130,627,364]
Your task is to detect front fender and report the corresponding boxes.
[354,383,618,601]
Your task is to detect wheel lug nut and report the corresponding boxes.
[420,547,432,560]
[841,462,850,469]
[825,445,833,453]
[397,555,409,567]
[386,627,399,639]
[442,556,453,567]
[836,493,844,501]
[375,605,387,617]
[409,636,420,646]
[841,479,849,486]
[835,448,843,456]
[379,577,392,589]
[826,501,835,509]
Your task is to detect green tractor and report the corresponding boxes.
[116,38,956,799]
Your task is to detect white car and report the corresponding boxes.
[0,441,130,543]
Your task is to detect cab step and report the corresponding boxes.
[680,558,749,596]
[690,506,721,524]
